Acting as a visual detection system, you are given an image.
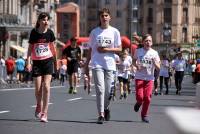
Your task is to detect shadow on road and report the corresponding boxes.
[0,118,143,124]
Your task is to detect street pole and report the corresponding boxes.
[129,0,133,56]
[163,23,171,58]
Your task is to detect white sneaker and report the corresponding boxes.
[40,113,48,123]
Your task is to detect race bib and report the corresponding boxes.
[97,36,112,47]
[34,43,51,57]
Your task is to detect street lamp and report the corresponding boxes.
[163,23,171,57]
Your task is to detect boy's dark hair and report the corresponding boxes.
[98,8,111,16]
[142,34,152,41]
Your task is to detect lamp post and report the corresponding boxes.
[163,23,171,57]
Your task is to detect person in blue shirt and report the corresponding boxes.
[15,56,25,83]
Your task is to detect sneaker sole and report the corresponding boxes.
[40,119,48,123]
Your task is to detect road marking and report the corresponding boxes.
[67,97,82,102]
[0,83,94,92]
[188,101,195,104]
[0,110,10,114]
[91,94,96,97]
[31,103,53,108]
[0,86,63,92]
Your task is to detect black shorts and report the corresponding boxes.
[118,76,128,84]
[17,70,24,74]
[32,57,54,77]
[67,61,79,75]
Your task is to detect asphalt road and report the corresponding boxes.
[0,75,197,134]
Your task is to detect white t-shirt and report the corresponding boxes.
[60,65,67,75]
[191,64,196,73]
[159,59,169,77]
[172,58,186,71]
[117,56,132,79]
[133,48,160,81]
[0,58,5,67]
[88,26,121,71]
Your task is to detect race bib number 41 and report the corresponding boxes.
[34,43,51,57]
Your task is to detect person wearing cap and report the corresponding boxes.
[171,51,186,95]
[62,37,82,94]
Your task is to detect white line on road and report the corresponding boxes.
[0,110,10,114]
[67,97,83,102]
[0,83,95,92]
[91,94,96,97]
[0,86,63,92]
[31,103,53,108]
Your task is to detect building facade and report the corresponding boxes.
[0,0,200,59]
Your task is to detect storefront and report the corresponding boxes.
[0,26,32,58]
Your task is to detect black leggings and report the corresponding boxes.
[160,76,169,93]
[174,71,184,91]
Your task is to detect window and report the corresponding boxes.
[147,0,153,3]
[148,27,152,35]
[164,8,172,23]
[105,0,110,4]
[132,0,140,6]
[164,0,172,3]
[116,10,122,18]
[132,10,138,18]
[183,0,188,4]
[182,8,188,24]
[147,8,153,23]
[116,0,122,5]
[182,27,187,42]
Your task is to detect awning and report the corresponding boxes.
[10,45,26,53]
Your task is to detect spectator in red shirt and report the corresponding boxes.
[5,56,15,83]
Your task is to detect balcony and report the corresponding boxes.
[0,14,18,26]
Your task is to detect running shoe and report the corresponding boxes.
[104,108,110,121]
[134,102,141,112]
[88,88,91,94]
[73,87,77,94]
[68,87,73,94]
[154,90,158,96]
[35,105,41,119]
[40,113,48,123]
[142,116,149,123]
[119,94,123,100]
[165,90,169,95]
[124,92,127,99]
[97,116,105,124]
[84,85,87,90]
